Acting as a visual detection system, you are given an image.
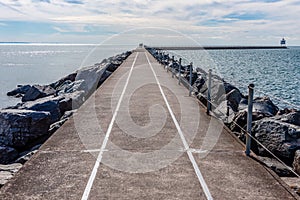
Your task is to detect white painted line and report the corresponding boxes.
[145,52,213,200]
[81,52,139,200]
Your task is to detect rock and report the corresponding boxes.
[105,62,118,72]
[293,150,300,175]
[75,64,108,96]
[49,72,77,90]
[0,109,51,149]
[275,110,300,126]
[226,89,242,112]
[240,97,279,117]
[0,163,22,187]
[98,70,112,86]
[0,146,18,164]
[18,97,61,123]
[22,85,56,102]
[257,156,294,177]
[7,85,31,97]
[57,91,86,111]
[252,119,300,162]
[15,150,38,164]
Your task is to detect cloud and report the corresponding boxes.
[0,0,299,44]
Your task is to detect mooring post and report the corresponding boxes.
[189,62,193,96]
[245,84,255,156]
[207,69,212,115]
[178,58,182,85]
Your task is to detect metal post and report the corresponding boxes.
[189,62,193,96]
[178,58,182,85]
[245,84,255,156]
[172,56,175,78]
[207,69,212,115]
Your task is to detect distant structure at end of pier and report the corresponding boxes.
[280,38,286,46]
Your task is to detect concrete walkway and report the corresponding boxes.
[0,48,298,200]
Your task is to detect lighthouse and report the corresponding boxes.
[280,38,286,46]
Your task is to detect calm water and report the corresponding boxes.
[0,45,299,109]
[169,47,300,108]
[0,44,135,108]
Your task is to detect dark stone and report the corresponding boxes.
[226,89,242,112]
[22,85,56,102]
[274,110,300,126]
[0,109,51,149]
[49,72,77,90]
[7,85,31,97]
[252,119,300,162]
[0,146,18,164]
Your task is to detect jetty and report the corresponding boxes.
[0,47,298,199]
[149,46,287,50]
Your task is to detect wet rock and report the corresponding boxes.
[0,109,51,149]
[293,150,300,175]
[22,85,56,102]
[252,119,300,162]
[0,163,22,187]
[0,146,18,164]
[7,85,31,97]
[239,97,279,117]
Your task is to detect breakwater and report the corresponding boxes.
[148,46,287,50]
[146,47,300,191]
[0,51,131,186]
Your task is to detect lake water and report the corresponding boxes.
[169,47,300,109]
[0,45,299,109]
[0,44,135,108]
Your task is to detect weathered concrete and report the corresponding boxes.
[0,48,298,199]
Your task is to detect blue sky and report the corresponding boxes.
[0,0,300,45]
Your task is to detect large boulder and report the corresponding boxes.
[49,72,77,90]
[252,118,300,162]
[18,97,61,123]
[22,85,56,102]
[274,110,300,126]
[239,97,279,117]
[0,109,51,149]
[0,146,18,164]
[7,85,31,97]
[75,64,108,96]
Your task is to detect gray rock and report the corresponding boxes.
[226,89,242,112]
[7,85,31,97]
[22,85,56,102]
[275,110,300,126]
[49,72,77,90]
[0,163,22,187]
[18,97,61,123]
[0,109,51,148]
[252,119,300,161]
[281,177,300,195]
[0,146,18,164]
[293,150,300,175]
[75,64,107,96]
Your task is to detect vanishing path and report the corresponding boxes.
[0,48,297,200]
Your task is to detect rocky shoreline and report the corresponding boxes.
[147,47,300,194]
[0,50,132,186]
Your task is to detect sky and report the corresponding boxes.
[0,0,300,45]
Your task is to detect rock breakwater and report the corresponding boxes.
[147,47,300,179]
[0,51,131,186]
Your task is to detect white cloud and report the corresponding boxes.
[0,0,299,44]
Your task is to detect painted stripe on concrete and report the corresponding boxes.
[145,52,213,200]
[81,52,139,200]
